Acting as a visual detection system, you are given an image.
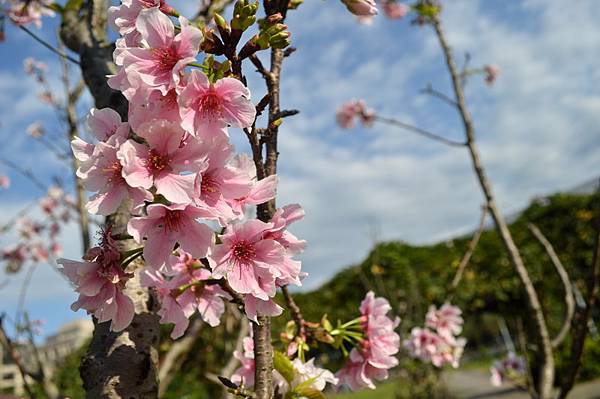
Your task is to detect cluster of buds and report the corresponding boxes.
[336,99,376,129]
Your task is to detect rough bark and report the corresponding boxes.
[431,14,555,399]
[59,1,159,397]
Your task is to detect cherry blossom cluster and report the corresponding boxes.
[336,291,401,390]
[232,334,339,396]
[1,186,74,273]
[2,0,54,28]
[404,303,466,368]
[58,0,304,337]
[490,352,525,387]
[335,99,376,129]
[484,64,501,85]
[231,291,399,394]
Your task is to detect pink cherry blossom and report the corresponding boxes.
[425,303,463,340]
[336,99,375,129]
[404,327,466,368]
[232,336,256,387]
[210,219,285,303]
[337,292,400,391]
[484,64,500,85]
[87,107,130,141]
[26,122,44,137]
[115,8,201,96]
[340,0,377,17]
[490,352,525,387]
[128,88,182,131]
[192,139,258,224]
[0,175,10,189]
[243,295,283,322]
[1,244,28,273]
[58,230,135,332]
[73,133,151,215]
[382,1,409,19]
[289,358,338,393]
[108,0,176,46]
[226,155,278,216]
[6,0,54,28]
[117,120,208,204]
[179,70,256,138]
[127,203,215,268]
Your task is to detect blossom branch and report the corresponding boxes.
[527,223,575,349]
[281,285,305,338]
[373,115,467,147]
[19,25,80,65]
[429,10,555,398]
[0,157,48,192]
[420,84,458,108]
[448,205,487,299]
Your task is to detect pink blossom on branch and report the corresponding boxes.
[337,291,400,391]
[112,8,201,96]
[178,70,256,139]
[128,203,215,268]
[108,0,177,46]
[117,120,207,204]
[484,64,500,85]
[6,0,54,28]
[57,230,135,332]
[425,303,463,340]
[0,174,10,189]
[340,0,378,17]
[382,1,409,19]
[336,99,376,129]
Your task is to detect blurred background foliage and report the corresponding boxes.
[45,192,599,398]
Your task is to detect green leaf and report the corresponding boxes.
[293,386,326,399]
[273,351,295,384]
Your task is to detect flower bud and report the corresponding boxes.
[340,0,377,16]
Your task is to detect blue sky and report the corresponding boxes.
[1,0,599,337]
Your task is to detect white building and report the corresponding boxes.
[0,318,93,396]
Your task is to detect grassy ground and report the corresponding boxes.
[330,381,398,399]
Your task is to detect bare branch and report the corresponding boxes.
[281,286,305,338]
[448,205,487,299]
[373,115,466,147]
[527,223,575,349]
[420,84,458,108]
[430,12,555,398]
[19,25,80,65]
[0,157,48,192]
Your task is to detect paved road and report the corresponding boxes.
[444,370,600,399]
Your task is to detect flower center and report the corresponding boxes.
[148,150,168,172]
[198,90,223,116]
[104,161,123,183]
[232,241,256,263]
[163,210,184,232]
[153,47,179,73]
[200,173,219,195]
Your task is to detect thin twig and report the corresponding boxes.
[0,157,48,192]
[19,25,80,65]
[448,205,487,299]
[281,286,305,338]
[430,12,555,398]
[420,84,458,108]
[373,115,467,147]
[527,223,575,349]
